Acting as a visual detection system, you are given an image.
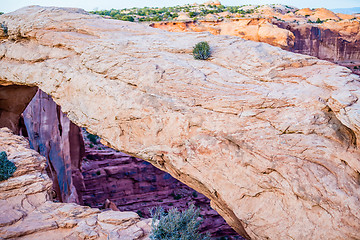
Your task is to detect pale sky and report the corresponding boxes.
[1,0,360,13]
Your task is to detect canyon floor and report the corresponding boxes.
[81,130,244,238]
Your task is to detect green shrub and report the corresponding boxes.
[193,41,211,60]
[0,151,16,181]
[87,133,99,144]
[137,210,144,218]
[120,15,134,22]
[150,204,210,240]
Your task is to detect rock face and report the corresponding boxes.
[1,6,360,239]
[274,20,360,63]
[23,89,85,204]
[0,127,151,239]
[150,8,360,73]
[22,88,240,238]
[150,19,295,50]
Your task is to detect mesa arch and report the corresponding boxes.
[1,6,360,239]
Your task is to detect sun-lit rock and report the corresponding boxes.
[0,6,360,239]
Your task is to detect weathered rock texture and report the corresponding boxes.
[23,89,85,204]
[274,20,360,63]
[0,127,151,239]
[150,8,360,74]
[0,6,360,239]
[22,88,240,238]
[150,19,295,50]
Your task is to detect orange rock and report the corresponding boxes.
[310,8,340,21]
[337,13,355,20]
[295,8,313,17]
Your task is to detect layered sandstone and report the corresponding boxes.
[0,127,151,239]
[150,19,360,64]
[151,19,295,50]
[149,7,360,72]
[274,20,360,63]
[0,6,360,239]
[81,136,240,238]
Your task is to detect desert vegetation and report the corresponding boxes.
[90,4,265,22]
[0,151,16,181]
[193,41,211,60]
[150,204,210,240]
[89,3,359,25]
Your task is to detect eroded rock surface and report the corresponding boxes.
[150,7,360,74]
[0,6,360,239]
[81,136,241,238]
[23,89,85,204]
[0,127,151,239]
[19,88,239,238]
[274,20,360,63]
[150,19,295,50]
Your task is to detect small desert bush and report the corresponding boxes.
[193,41,211,60]
[0,151,17,181]
[150,204,210,240]
[87,133,99,145]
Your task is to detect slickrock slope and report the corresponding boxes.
[149,7,360,73]
[150,19,295,50]
[0,128,151,239]
[151,19,360,64]
[1,6,360,239]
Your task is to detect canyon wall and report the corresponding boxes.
[23,89,85,204]
[274,21,360,62]
[150,18,360,72]
[81,136,241,238]
[0,127,151,239]
[1,6,360,239]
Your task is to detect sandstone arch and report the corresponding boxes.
[0,6,360,239]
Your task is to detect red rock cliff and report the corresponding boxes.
[23,90,85,204]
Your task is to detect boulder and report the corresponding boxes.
[0,6,360,239]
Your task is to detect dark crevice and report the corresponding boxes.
[56,105,63,137]
[324,108,357,149]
